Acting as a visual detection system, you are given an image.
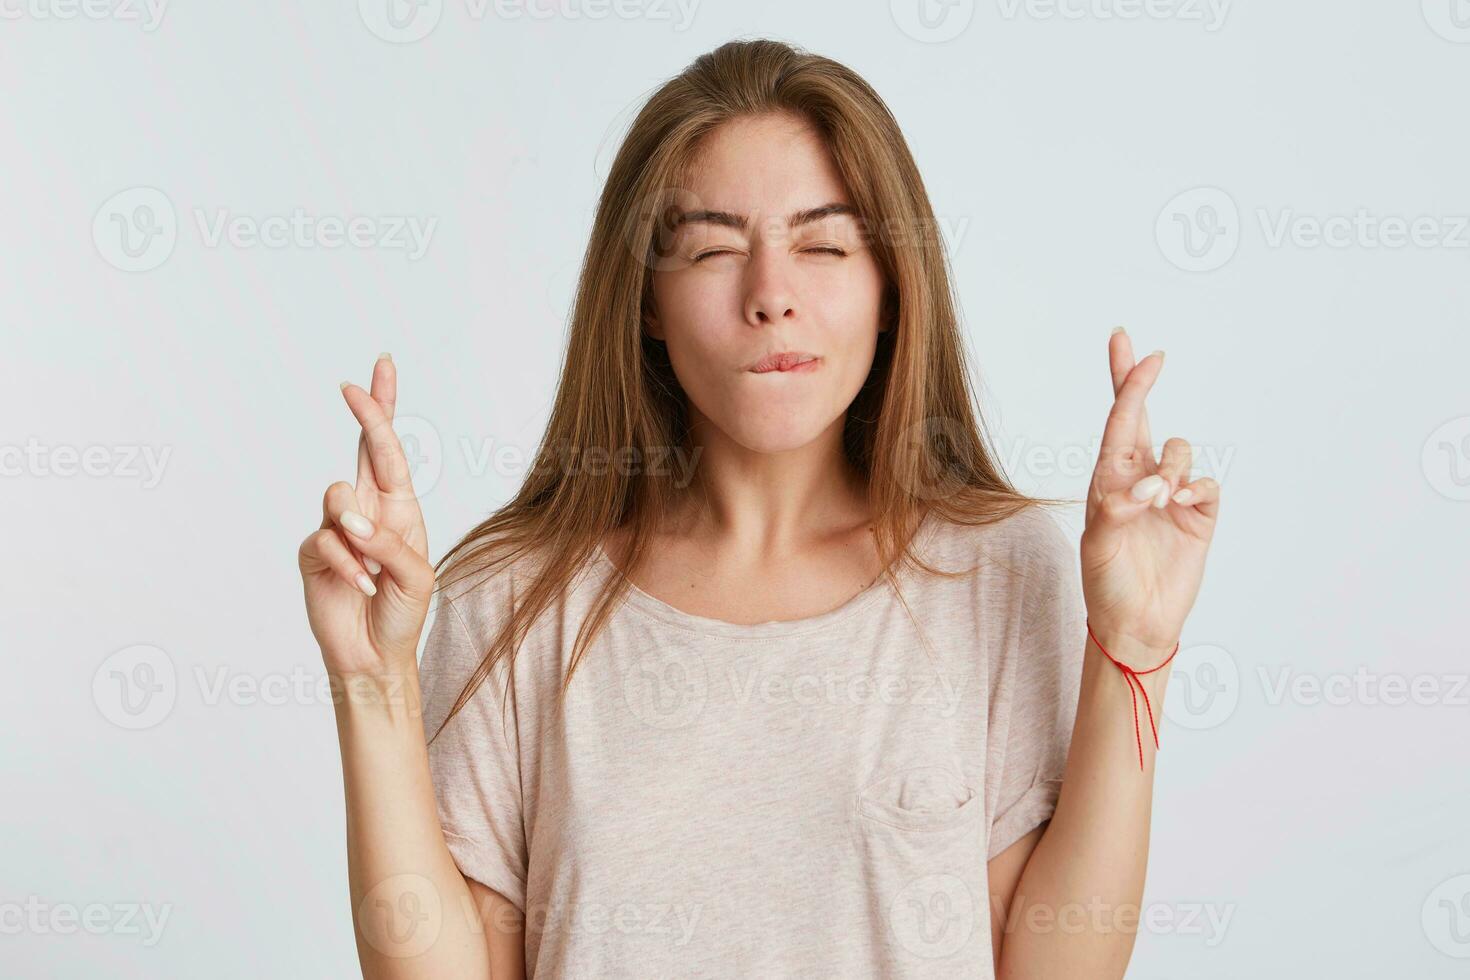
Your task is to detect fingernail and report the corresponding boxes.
[378,351,392,362]
[340,510,374,538]
[1130,475,1165,501]
[363,556,381,574]
[1151,349,1165,363]
[339,381,351,391]
[355,573,377,597]
[1111,325,1126,336]
[1153,485,1171,508]
[1172,488,1193,504]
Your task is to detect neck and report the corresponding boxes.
[667,412,870,553]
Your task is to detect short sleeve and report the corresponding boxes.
[417,584,528,910]
[986,509,1086,861]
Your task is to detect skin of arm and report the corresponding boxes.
[304,357,526,978]
[990,328,1219,977]
[989,634,1173,978]
[334,670,526,979]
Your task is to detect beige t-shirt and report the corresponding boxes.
[417,505,1085,978]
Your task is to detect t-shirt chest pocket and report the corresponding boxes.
[851,765,990,972]
[855,765,983,832]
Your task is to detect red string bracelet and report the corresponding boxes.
[1085,619,1180,771]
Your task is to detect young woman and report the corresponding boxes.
[298,39,1219,980]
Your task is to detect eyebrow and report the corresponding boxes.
[671,202,859,232]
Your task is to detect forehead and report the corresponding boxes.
[681,113,853,220]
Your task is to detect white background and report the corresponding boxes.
[4,1,1468,977]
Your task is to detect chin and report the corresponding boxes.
[721,414,833,455]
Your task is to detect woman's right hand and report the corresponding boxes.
[297,355,436,679]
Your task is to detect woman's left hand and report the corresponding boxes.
[1079,328,1221,668]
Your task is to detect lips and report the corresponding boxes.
[749,351,820,373]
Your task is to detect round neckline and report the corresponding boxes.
[591,511,941,640]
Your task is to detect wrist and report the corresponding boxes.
[328,666,424,723]
[1084,619,1179,673]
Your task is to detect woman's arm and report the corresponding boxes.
[333,670,523,978]
[299,355,525,978]
[991,634,1173,978]
[994,329,1220,977]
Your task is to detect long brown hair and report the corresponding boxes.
[427,38,1069,743]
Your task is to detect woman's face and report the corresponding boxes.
[646,112,888,455]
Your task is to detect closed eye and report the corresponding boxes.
[691,246,848,263]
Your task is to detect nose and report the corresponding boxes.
[743,248,797,326]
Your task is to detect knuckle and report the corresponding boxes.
[299,529,329,562]
[323,481,353,506]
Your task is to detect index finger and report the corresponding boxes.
[340,381,416,499]
[356,353,398,490]
[1100,351,1164,465]
[1109,328,1154,458]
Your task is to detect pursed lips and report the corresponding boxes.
[748,352,820,373]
